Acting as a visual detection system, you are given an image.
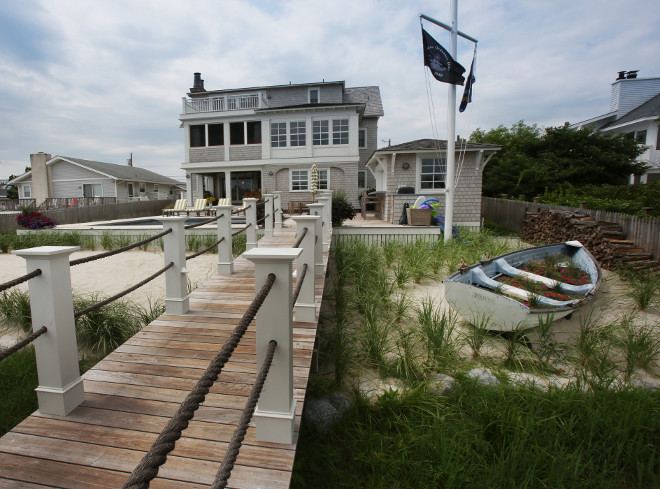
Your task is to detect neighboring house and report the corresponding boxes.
[9,153,185,206]
[366,139,501,226]
[572,71,660,183]
[179,73,383,208]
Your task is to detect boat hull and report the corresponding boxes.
[443,241,601,331]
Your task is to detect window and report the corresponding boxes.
[83,183,102,198]
[290,121,306,146]
[139,182,146,193]
[358,170,366,188]
[127,183,134,197]
[318,169,329,189]
[656,129,660,150]
[420,157,447,190]
[635,130,647,144]
[313,120,329,145]
[208,123,224,146]
[271,122,286,147]
[332,119,349,145]
[22,184,31,198]
[230,122,245,145]
[153,184,159,192]
[359,128,367,148]
[291,170,309,191]
[309,88,319,104]
[247,121,261,144]
[190,125,206,147]
[169,186,174,195]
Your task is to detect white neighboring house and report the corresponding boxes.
[572,71,660,183]
[179,73,383,208]
[9,153,185,206]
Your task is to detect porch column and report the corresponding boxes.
[186,173,193,205]
[308,203,329,252]
[224,171,232,202]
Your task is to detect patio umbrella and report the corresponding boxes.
[310,164,318,201]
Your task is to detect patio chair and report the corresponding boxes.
[216,198,231,206]
[186,198,210,216]
[163,199,186,216]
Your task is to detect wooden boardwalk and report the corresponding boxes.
[0,226,327,488]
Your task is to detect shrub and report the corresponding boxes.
[15,206,56,229]
[331,190,355,227]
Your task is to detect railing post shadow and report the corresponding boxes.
[308,203,329,252]
[215,204,234,275]
[273,191,283,229]
[291,215,321,322]
[159,216,189,315]
[12,246,84,416]
[244,197,258,250]
[263,193,274,237]
[243,247,302,445]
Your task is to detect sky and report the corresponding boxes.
[1,0,659,181]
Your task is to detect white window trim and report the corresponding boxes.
[358,170,367,188]
[358,128,367,149]
[289,120,306,147]
[313,118,349,146]
[82,182,103,198]
[308,87,320,104]
[416,154,447,194]
[290,169,310,192]
[271,121,287,148]
[22,184,32,198]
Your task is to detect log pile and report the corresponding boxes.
[521,209,658,272]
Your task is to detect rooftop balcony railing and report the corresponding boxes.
[182,92,268,114]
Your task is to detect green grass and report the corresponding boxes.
[292,383,660,489]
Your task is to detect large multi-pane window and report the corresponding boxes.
[332,119,349,144]
[271,122,286,147]
[290,121,306,146]
[318,169,329,189]
[208,123,224,146]
[190,125,206,147]
[358,170,366,188]
[420,157,447,190]
[291,170,309,190]
[313,120,329,146]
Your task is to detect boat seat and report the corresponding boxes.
[494,258,593,295]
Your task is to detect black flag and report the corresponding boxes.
[459,49,476,112]
[422,28,465,86]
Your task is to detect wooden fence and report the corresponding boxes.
[482,197,660,261]
[0,199,174,233]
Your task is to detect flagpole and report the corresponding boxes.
[443,0,458,243]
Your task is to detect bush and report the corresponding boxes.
[331,190,355,227]
[15,206,56,229]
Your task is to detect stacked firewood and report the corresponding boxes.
[520,209,643,270]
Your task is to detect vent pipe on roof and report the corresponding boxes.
[191,72,206,92]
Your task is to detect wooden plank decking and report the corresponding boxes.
[0,226,326,488]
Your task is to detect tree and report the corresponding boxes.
[470,121,647,199]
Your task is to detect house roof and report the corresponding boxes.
[343,87,384,117]
[377,139,501,152]
[10,156,184,186]
[600,93,660,129]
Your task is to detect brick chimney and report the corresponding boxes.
[190,72,206,93]
[30,152,53,206]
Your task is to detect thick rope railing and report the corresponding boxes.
[70,229,172,266]
[0,326,47,363]
[0,269,42,293]
[184,213,224,230]
[256,213,270,226]
[232,223,252,237]
[231,205,251,215]
[74,262,174,318]
[121,273,277,489]
[212,339,277,489]
[186,237,225,261]
[292,227,308,249]
[292,263,308,307]
[256,201,266,208]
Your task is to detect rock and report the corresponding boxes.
[632,379,659,391]
[357,377,403,402]
[467,368,500,387]
[303,394,352,436]
[507,372,570,391]
[427,373,455,395]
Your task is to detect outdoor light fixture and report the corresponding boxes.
[268,171,274,176]
[402,162,410,169]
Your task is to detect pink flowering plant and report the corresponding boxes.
[15,207,56,229]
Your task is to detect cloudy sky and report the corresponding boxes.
[1,0,659,180]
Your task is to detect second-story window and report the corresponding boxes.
[247,121,261,144]
[313,120,329,145]
[309,88,319,104]
[208,123,224,146]
[359,128,367,148]
[333,119,349,145]
[290,121,306,146]
[271,122,286,147]
[230,122,244,145]
[190,125,206,147]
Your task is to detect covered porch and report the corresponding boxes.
[186,170,262,204]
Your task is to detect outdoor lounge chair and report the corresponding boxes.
[186,198,211,216]
[216,198,231,206]
[163,199,186,216]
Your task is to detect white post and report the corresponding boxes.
[243,247,302,444]
[159,217,189,315]
[308,203,328,252]
[215,204,234,274]
[273,191,283,228]
[12,246,84,416]
[317,195,332,233]
[291,216,320,322]
[444,0,458,243]
[244,197,258,250]
[263,193,274,237]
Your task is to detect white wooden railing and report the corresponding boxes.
[182,92,268,114]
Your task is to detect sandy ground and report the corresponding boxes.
[0,249,218,348]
